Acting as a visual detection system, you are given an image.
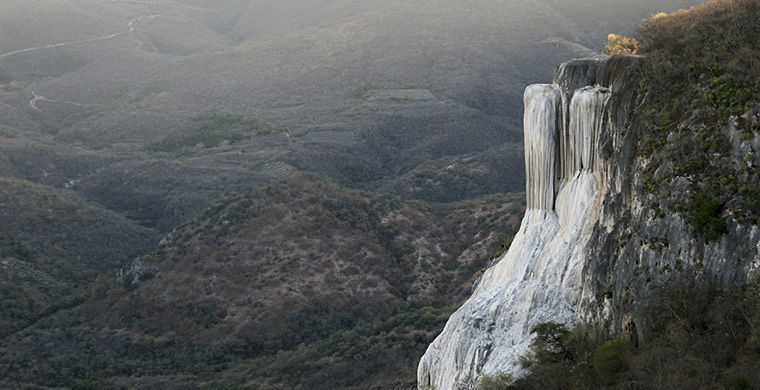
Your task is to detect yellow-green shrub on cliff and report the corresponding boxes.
[602,34,639,55]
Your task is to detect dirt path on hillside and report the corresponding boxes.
[0,14,163,60]
[29,90,85,111]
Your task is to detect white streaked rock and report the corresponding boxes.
[418,79,608,389]
[566,86,609,177]
[523,84,560,211]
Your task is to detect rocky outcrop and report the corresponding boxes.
[418,55,760,389]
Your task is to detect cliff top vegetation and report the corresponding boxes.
[602,34,639,55]
[636,0,760,241]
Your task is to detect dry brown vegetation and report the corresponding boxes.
[0,177,157,337]
[101,172,524,351]
[1,173,525,388]
[602,33,639,55]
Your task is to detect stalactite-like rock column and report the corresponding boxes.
[523,84,560,211]
[566,86,609,177]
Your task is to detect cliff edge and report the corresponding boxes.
[419,47,760,387]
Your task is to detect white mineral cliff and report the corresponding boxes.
[419,54,760,389]
[418,60,610,390]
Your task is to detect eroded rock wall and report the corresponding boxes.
[418,54,760,389]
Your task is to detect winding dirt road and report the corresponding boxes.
[0,14,162,60]
[29,90,84,111]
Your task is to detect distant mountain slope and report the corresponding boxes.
[102,173,523,347]
[0,173,525,388]
[0,176,158,337]
[0,0,703,203]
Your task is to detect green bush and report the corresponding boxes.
[690,192,727,241]
[528,322,570,363]
[725,377,753,390]
[475,373,513,390]
[515,279,760,388]
[590,340,631,384]
[147,111,280,153]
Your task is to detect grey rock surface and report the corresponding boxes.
[418,55,760,389]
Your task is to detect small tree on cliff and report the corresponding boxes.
[602,33,640,55]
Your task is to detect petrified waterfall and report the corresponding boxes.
[566,86,609,178]
[418,59,611,390]
[523,84,559,211]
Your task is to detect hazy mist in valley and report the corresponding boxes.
[0,1,702,211]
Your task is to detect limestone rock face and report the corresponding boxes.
[417,55,760,389]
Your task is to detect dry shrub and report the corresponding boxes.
[603,33,639,55]
[639,0,760,75]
